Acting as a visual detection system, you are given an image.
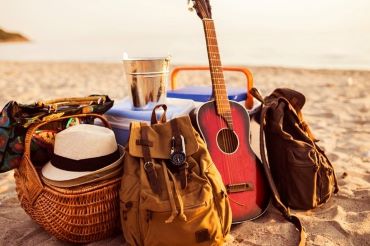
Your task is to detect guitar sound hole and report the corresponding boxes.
[217,128,239,154]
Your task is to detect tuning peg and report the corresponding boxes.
[187,0,194,11]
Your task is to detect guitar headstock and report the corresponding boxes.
[188,0,212,19]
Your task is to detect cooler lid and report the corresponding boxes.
[167,86,247,102]
[105,97,195,122]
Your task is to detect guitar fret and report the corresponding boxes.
[216,98,228,101]
[218,109,232,113]
[203,20,233,122]
[216,96,228,99]
[216,105,230,109]
[212,79,225,83]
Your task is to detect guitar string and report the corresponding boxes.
[207,18,246,198]
[200,1,252,213]
[204,19,228,180]
[201,5,255,213]
[209,20,235,185]
[207,20,234,157]
[205,19,234,186]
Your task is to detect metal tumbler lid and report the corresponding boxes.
[123,53,171,76]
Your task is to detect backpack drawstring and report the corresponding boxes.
[168,169,187,222]
[162,161,178,223]
[162,161,187,223]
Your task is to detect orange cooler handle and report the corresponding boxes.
[170,66,254,109]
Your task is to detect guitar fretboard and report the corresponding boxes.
[203,18,233,129]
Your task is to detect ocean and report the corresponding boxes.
[1,31,369,70]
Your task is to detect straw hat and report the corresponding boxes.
[41,124,124,186]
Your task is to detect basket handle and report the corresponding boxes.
[24,113,111,157]
[170,66,254,109]
[36,96,107,113]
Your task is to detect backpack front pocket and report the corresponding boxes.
[139,170,224,246]
[286,145,319,209]
[120,174,141,245]
[141,198,223,246]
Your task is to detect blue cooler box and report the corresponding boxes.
[167,85,260,113]
[167,86,247,102]
[102,98,195,146]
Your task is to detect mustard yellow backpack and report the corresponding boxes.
[119,105,232,246]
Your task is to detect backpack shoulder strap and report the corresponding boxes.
[252,88,306,246]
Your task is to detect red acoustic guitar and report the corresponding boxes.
[189,0,270,223]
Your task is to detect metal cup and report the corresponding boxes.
[123,55,171,110]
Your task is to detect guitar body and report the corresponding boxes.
[192,100,269,222]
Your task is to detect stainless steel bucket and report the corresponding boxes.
[123,56,171,110]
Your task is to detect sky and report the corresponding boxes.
[1,0,369,41]
[0,0,369,68]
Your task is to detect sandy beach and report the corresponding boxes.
[0,61,369,245]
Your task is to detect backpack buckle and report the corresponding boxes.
[144,161,154,171]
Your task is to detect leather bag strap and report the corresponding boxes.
[140,123,162,195]
[151,104,167,125]
[259,103,306,246]
[36,96,107,112]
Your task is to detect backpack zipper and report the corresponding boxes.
[185,201,207,210]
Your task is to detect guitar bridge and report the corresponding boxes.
[226,183,254,193]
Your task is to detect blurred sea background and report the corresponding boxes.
[0,0,369,70]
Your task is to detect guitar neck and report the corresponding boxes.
[203,18,233,128]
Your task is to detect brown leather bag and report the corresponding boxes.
[251,88,339,246]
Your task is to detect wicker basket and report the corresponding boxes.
[14,113,122,243]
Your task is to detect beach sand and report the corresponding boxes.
[0,61,369,245]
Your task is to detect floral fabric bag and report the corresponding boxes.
[0,95,113,172]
